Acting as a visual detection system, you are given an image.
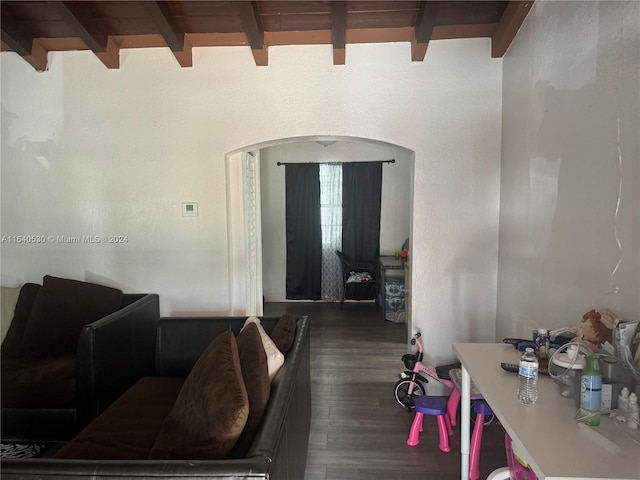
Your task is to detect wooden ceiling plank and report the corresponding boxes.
[56,1,108,52]
[1,1,530,71]
[144,1,185,52]
[411,0,440,62]
[431,24,496,40]
[491,0,534,57]
[264,30,332,46]
[437,1,508,26]
[331,1,346,65]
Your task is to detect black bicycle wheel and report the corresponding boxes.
[393,379,426,410]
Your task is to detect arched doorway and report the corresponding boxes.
[226,136,414,328]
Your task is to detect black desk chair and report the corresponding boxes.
[335,251,379,310]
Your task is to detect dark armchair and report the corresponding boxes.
[1,276,160,442]
[335,251,379,309]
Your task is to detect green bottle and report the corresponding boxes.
[579,355,602,426]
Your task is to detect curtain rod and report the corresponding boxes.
[277,159,395,166]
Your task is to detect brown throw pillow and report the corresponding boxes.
[149,330,249,460]
[21,276,123,356]
[270,313,297,355]
[227,323,270,458]
[1,283,41,358]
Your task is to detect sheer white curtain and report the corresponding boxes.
[319,164,343,301]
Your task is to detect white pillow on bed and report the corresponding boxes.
[242,316,284,381]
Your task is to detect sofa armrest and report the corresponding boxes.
[76,293,159,429]
[248,317,311,479]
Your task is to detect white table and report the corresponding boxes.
[453,343,640,480]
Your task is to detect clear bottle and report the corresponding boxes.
[628,393,639,430]
[517,347,539,404]
[579,355,602,426]
[536,328,550,369]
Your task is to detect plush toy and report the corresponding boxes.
[571,308,617,350]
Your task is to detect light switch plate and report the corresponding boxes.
[182,202,198,217]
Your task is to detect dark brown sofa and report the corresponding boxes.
[1,276,160,442]
[1,315,311,480]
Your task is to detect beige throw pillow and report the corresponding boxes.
[242,317,284,381]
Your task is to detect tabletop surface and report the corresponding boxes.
[379,256,404,269]
[453,343,640,480]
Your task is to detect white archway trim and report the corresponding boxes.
[226,151,263,316]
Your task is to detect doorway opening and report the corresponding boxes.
[226,136,415,330]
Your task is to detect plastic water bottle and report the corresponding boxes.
[517,347,539,404]
[579,355,602,426]
[628,393,639,430]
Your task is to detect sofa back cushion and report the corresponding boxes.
[227,322,271,458]
[270,313,297,355]
[149,330,249,460]
[21,276,123,356]
[1,283,41,358]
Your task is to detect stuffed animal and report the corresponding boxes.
[571,308,617,350]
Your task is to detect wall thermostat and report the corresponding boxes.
[182,202,198,217]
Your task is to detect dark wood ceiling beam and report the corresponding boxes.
[144,1,192,67]
[144,2,184,52]
[411,1,440,61]
[94,36,121,69]
[236,1,267,66]
[331,1,346,65]
[55,1,121,68]
[1,22,33,57]
[492,0,534,57]
[56,1,108,53]
[6,38,48,71]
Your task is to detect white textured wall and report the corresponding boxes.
[259,139,413,302]
[498,1,640,340]
[1,39,502,362]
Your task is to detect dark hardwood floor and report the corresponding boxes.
[264,302,508,480]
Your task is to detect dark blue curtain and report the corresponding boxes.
[285,163,322,300]
[342,162,382,267]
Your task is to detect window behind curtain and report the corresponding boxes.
[319,164,342,301]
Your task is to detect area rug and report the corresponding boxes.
[0,442,50,459]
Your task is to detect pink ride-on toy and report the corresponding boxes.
[406,395,453,452]
[394,332,458,411]
[394,332,494,426]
